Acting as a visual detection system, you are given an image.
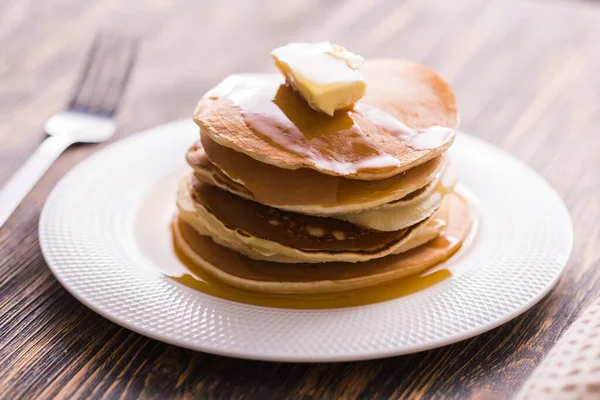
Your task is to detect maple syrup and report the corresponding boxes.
[167,225,453,309]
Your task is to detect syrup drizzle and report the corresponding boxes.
[204,74,455,176]
[356,104,455,151]
[169,223,453,310]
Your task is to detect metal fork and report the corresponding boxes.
[0,33,138,228]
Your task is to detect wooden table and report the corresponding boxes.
[1,0,599,398]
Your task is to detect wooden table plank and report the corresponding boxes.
[1,0,600,398]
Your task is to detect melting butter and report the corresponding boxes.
[271,42,366,116]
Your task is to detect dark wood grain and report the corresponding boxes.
[1,0,600,398]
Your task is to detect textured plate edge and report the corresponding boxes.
[38,120,575,363]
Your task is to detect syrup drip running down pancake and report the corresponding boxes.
[194,59,458,180]
[173,192,471,294]
[187,137,446,215]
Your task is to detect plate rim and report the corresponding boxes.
[39,119,573,362]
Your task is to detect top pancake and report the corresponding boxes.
[194,59,458,180]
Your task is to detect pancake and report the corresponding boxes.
[188,137,445,215]
[191,161,450,232]
[335,161,457,231]
[360,59,459,129]
[172,192,471,294]
[176,175,446,263]
[188,144,255,199]
[194,59,457,180]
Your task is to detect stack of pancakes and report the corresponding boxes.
[174,59,472,295]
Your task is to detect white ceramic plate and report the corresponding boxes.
[39,120,573,362]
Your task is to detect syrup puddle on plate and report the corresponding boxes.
[132,170,478,309]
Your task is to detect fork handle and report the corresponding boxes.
[0,135,74,229]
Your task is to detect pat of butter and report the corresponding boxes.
[271,42,366,116]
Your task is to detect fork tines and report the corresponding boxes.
[68,33,139,117]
